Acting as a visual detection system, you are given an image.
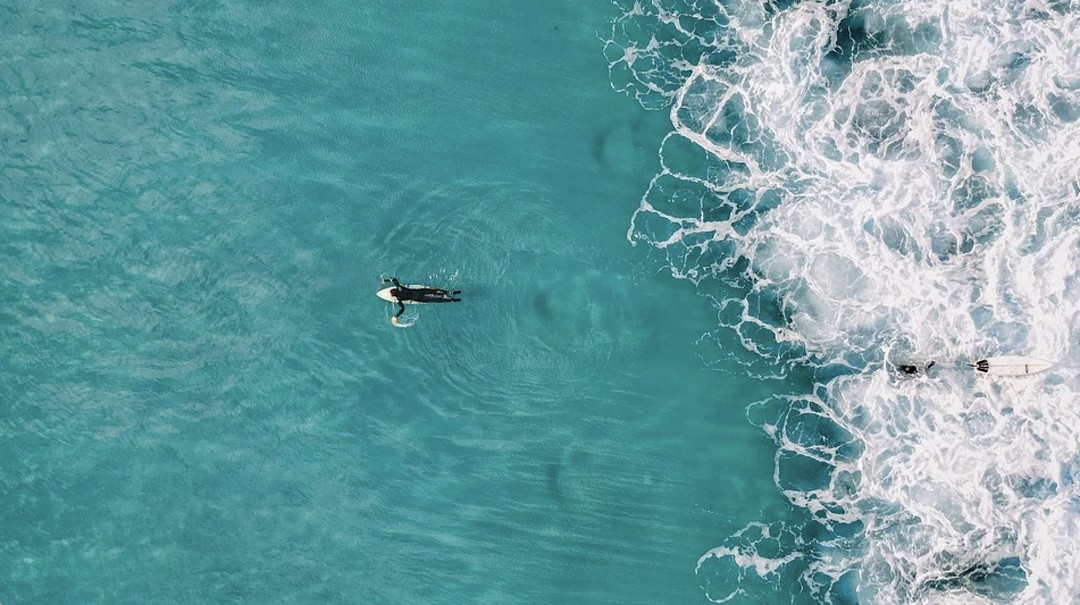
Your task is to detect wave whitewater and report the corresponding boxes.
[605,0,1080,602]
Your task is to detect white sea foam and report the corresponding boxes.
[607,0,1080,602]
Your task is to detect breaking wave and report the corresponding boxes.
[605,0,1080,602]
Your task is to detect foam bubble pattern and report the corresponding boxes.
[607,0,1080,602]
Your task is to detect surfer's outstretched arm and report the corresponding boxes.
[390,301,409,328]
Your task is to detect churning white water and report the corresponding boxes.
[606,0,1080,602]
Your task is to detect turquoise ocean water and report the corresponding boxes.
[2,2,800,603]
[9,1,1077,603]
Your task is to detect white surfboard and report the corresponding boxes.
[376,285,436,304]
[971,356,1054,376]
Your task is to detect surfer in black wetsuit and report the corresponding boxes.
[382,277,461,326]
[898,360,935,375]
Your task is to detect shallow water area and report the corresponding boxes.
[0,1,796,603]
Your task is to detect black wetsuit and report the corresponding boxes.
[899,360,936,375]
[384,277,461,319]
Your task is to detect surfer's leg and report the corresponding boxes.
[420,288,459,297]
[419,294,454,303]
